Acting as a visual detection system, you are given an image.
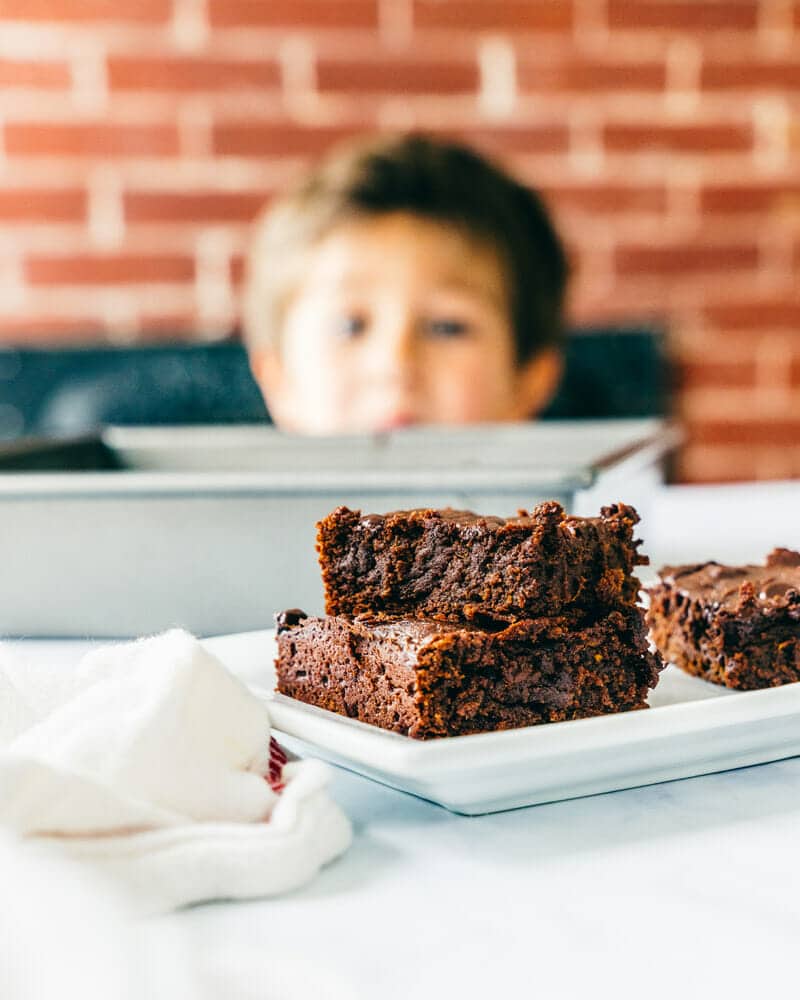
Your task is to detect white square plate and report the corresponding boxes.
[204,629,800,815]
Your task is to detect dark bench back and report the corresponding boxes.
[0,327,669,438]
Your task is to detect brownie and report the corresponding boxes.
[647,548,800,689]
[275,606,663,739]
[317,500,647,625]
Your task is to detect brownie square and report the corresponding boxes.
[317,500,647,625]
[275,607,663,739]
[647,548,800,689]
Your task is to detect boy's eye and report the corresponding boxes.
[424,318,470,339]
[335,313,367,340]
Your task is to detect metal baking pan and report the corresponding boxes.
[0,419,678,638]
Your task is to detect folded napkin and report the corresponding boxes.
[0,630,351,912]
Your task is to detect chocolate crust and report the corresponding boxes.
[275,607,663,739]
[317,501,647,625]
[647,549,800,689]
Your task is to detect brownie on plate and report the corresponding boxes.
[317,501,647,625]
[275,607,662,739]
[647,548,800,689]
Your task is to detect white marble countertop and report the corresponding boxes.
[3,481,799,1000]
[177,756,800,999]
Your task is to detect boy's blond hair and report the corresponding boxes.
[243,133,568,363]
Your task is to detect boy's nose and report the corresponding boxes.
[370,318,418,383]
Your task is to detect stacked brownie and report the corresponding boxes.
[275,500,664,739]
[647,548,800,689]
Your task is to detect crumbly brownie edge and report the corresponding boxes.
[316,501,648,624]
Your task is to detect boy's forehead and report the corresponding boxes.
[309,212,507,303]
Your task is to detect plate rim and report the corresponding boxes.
[206,629,800,778]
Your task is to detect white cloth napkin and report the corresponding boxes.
[0,630,351,912]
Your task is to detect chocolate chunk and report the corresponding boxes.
[276,608,308,633]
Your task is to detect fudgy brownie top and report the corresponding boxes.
[279,607,460,642]
[356,501,645,542]
[657,548,800,613]
[277,604,650,647]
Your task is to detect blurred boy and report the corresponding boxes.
[243,134,568,434]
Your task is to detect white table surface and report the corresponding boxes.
[4,481,800,1000]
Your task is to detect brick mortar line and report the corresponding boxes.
[0,157,302,185]
[1,89,795,121]
[3,24,792,61]
[171,0,209,52]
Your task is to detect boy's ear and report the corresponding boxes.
[512,347,564,420]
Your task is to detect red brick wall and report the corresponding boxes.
[1,0,799,481]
